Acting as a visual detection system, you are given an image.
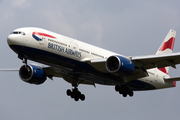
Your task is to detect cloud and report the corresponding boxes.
[10,0,31,9]
[1,1,180,120]
[79,18,104,46]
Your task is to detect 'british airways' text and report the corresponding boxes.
[48,42,81,58]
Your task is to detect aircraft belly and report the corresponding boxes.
[9,45,121,85]
[9,45,163,90]
[127,80,156,91]
[78,73,120,85]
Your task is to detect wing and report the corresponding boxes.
[87,52,180,81]
[43,66,95,86]
[131,52,180,69]
[0,65,95,86]
[0,68,19,71]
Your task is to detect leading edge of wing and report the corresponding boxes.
[131,52,180,69]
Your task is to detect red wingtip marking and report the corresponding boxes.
[159,37,175,51]
[158,67,168,74]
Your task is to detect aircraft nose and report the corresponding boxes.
[7,34,14,45]
[7,34,18,46]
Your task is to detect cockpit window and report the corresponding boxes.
[12,31,19,34]
[22,32,25,35]
[11,31,26,35]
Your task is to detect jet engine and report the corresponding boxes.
[106,55,134,75]
[19,64,47,85]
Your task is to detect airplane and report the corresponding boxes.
[7,27,180,101]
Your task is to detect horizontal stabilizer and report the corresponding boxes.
[164,77,180,82]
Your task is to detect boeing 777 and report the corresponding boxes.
[7,27,180,101]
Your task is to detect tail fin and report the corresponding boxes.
[156,29,176,74]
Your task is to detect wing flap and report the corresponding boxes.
[86,59,108,73]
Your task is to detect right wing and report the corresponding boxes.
[0,65,95,86]
[43,66,95,86]
[0,68,19,71]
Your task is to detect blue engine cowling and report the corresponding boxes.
[19,64,47,85]
[106,55,134,75]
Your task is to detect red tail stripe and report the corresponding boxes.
[173,81,176,87]
[158,67,168,74]
[159,37,175,51]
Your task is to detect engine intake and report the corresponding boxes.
[106,55,134,75]
[19,64,47,85]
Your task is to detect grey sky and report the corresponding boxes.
[1,0,180,120]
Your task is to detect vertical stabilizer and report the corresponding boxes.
[156,29,176,74]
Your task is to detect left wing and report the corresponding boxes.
[87,52,180,72]
[131,52,180,69]
[87,52,180,81]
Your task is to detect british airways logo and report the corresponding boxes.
[158,37,175,51]
[32,32,56,41]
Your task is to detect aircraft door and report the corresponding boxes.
[66,37,79,51]
[37,35,46,49]
[69,40,77,50]
[64,37,81,58]
[39,37,45,45]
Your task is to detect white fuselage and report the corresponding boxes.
[7,27,175,90]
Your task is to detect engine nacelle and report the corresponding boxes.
[19,64,47,85]
[106,55,134,75]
